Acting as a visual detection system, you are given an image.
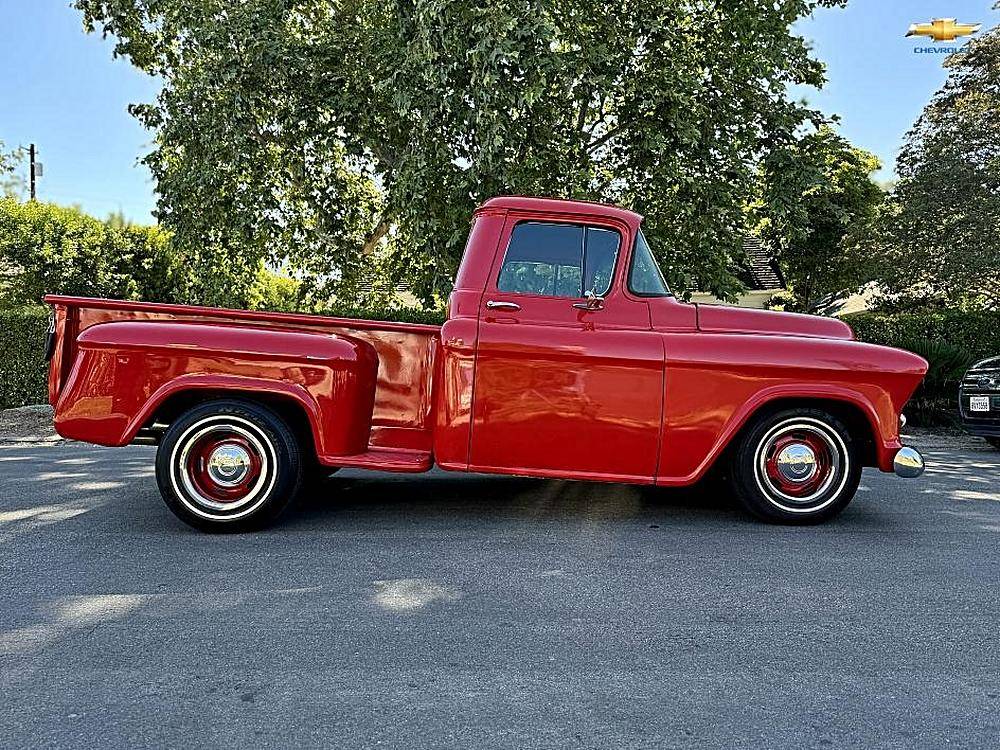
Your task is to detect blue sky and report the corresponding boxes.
[795,0,1000,182]
[0,2,159,221]
[1,1,998,223]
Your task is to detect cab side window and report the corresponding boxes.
[497,222,620,298]
[628,230,671,297]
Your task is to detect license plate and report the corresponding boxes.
[970,396,991,412]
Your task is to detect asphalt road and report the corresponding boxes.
[1,437,999,749]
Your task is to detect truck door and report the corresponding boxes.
[470,214,664,483]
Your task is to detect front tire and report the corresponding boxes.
[155,399,303,532]
[728,408,862,524]
[986,437,1000,451]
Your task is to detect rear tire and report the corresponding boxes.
[728,408,862,524]
[155,399,303,532]
[987,437,1000,451]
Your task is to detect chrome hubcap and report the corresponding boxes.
[753,417,850,513]
[206,444,253,487]
[171,417,275,518]
[774,442,818,483]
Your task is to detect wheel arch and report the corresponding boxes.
[130,380,321,462]
[721,396,878,469]
[670,388,886,487]
[53,320,378,455]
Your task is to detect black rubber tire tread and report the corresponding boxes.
[155,399,303,533]
[728,407,862,525]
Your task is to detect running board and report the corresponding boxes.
[321,447,432,473]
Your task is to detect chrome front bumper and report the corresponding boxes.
[893,446,925,478]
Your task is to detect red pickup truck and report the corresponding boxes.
[44,196,928,531]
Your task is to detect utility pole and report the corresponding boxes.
[29,144,36,201]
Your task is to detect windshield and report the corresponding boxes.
[628,230,671,297]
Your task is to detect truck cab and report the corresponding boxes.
[436,197,677,483]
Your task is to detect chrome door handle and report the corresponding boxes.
[486,300,521,311]
[572,291,604,311]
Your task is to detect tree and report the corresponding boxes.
[874,8,1000,311]
[75,0,844,308]
[0,140,27,199]
[758,125,883,312]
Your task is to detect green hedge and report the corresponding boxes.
[845,309,1000,363]
[0,198,188,307]
[0,307,49,409]
[316,304,446,326]
[845,309,1000,426]
[0,199,309,312]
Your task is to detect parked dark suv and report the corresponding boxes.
[959,357,1000,450]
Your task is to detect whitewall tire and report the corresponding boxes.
[729,408,862,524]
[155,399,303,532]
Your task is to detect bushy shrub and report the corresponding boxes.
[247,269,302,313]
[845,309,1000,426]
[764,290,801,312]
[845,309,1000,364]
[0,306,49,408]
[0,198,189,306]
[315,304,446,326]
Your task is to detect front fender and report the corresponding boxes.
[53,321,379,457]
[656,332,927,484]
[683,384,891,484]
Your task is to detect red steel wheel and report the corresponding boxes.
[752,417,849,513]
[761,430,835,499]
[172,417,276,517]
[185,432,264,504]
[727,408,862,524]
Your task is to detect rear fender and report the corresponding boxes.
[53,321,379,458]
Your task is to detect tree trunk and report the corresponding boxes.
[362,218,390,256]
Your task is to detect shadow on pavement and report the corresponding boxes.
[3,442,978,537]
[290,470,805,530]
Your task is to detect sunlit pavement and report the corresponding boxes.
[1,439,998,748]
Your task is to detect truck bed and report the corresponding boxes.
[44,295,441,469]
